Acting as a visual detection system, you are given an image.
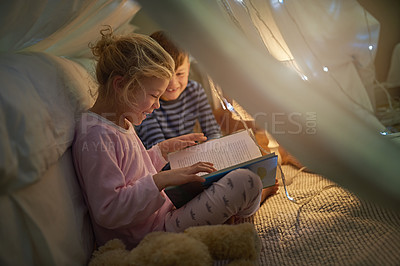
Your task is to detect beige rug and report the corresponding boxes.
[236,165,400,265]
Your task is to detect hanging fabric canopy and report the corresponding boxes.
[0,0,139,56]
[137,0,400,211]
[219,0,379,115]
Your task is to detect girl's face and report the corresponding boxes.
[126,76,168,126]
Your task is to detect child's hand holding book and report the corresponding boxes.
[153,162,216,191]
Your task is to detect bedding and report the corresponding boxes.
[238,165,400,265]
[0,149,94,265]
[0,52,96,265]
[0,52,95,193]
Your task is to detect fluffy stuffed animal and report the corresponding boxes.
[89,223,261,266]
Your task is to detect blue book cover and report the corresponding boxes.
[165,152,278,208]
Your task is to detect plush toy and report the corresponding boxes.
[89,222,261,266]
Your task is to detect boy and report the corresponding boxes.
[135,30,222,149]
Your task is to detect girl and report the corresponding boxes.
[72,26,263,249]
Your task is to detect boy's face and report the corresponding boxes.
[161,57,190,101]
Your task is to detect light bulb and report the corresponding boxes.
[368,45,373,51]
[301,74,308,81]
[323,66,329,72]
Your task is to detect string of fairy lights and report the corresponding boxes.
[220,0,392,117]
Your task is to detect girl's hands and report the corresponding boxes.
[158,133,207,160]
[153,162,216,191]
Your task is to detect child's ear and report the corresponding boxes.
[112,75,124,93]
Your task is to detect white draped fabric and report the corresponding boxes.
[138,0,400,210]
[0,0,139,56]
[387,43,400,87]
[220,0,379,114]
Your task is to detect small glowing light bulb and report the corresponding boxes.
[223,99,235,112]
[301,75,308,81]
[368,45,373,51]
[278,0,284,3]
[323,66,329,72]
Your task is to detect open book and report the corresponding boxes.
[165,130,278,208]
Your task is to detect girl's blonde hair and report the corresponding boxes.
[90,26,175,106]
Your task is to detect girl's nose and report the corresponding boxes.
[153,98,160,109]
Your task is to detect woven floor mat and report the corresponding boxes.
[236,165,400,266]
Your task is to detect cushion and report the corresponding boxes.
[0,52,95,194]
[0,52,97,264]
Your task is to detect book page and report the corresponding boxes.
[169,130,262,171]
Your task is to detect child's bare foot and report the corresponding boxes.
[260,180,279,206]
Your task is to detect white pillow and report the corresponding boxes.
[0,52,95,194]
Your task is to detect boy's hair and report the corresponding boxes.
[150,31,189,70]
[90,26,175,106]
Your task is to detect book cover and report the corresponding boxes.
[164,130,278,208]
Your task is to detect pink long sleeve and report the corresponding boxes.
[147,144,168,172]
[72,112,172,248]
